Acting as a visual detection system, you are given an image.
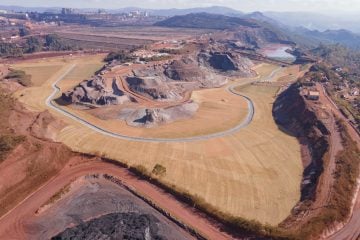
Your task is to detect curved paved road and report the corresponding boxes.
[46,64,282,143]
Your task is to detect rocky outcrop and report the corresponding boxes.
[273,83,329,201]
[208,53,238,71]
[198,51,255,77]
[60,77,130,106]
[120,102,199,128]
[163,56,227,88]
[126,74,184,102]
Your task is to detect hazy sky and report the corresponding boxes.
[0,0,359,13]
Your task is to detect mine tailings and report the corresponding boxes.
[272,82,330,207]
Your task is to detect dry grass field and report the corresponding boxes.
[57,26,214,41]
[11,55,303,225]
[14,65,63,86]
[54,26,213,50]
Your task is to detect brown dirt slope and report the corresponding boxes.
[0,83,74,218]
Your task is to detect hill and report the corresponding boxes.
[139,6,243,17]
[294,28,360,50]
[154,13,295,48]
[310,44,360,73]
[154,12,259,30]
[264,11,360,33]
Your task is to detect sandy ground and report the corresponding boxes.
[23,176,192,240]
[11,55,303,224]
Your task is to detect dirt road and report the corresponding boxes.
[317,83,360,240]
[0,159,233,240]
[45,65,287,143]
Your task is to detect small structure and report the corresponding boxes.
[302,79,315,87]
[307,91,320,101]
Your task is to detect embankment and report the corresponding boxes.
[273,82,360,239]
[273,83,329,202]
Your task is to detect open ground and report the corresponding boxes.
[14,175,194,240]
[11,54,303,225]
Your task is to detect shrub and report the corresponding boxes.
[104,50,135,63]
[19,27,30,37]
[130,165,150,178]
[152,164,166,177]
[0,135,26,162]
[5,69,32,86]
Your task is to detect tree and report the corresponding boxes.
[19,27,30,37]
[24,37,42,53]
[0,42,23,57]
[45,34,76,51]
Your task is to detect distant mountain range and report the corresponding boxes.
[1,4,360,50]
[264,11,360,34]
[291,28,360,50]
[155,12,360,50]
[137,6,243,17]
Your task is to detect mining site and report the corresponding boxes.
[0,2,359,240]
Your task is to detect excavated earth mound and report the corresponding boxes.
[126,73,184,102]
[198,51,255,77]
[61,77,131,106]
[59,46,255,128]
[121,102,199,128]
[28,110,66,141]
[163,56,227,88]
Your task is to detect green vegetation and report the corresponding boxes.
[104,50,135,63]
[0,34,77,58]
[154,12,259,29]
[45,34,77,51]
[331,120,359,216]
[0,91,26,162]
[152,164,166,177]
[0,135,26,162]
[5,69,32,87]
[24,36,42,53]
[311,44,360,75]
[130,165,151,178]
[140,55,172,62]
[158,48,181,55]
[19,27,30,37]
[306,63,359,130]
[0,42,23,57]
